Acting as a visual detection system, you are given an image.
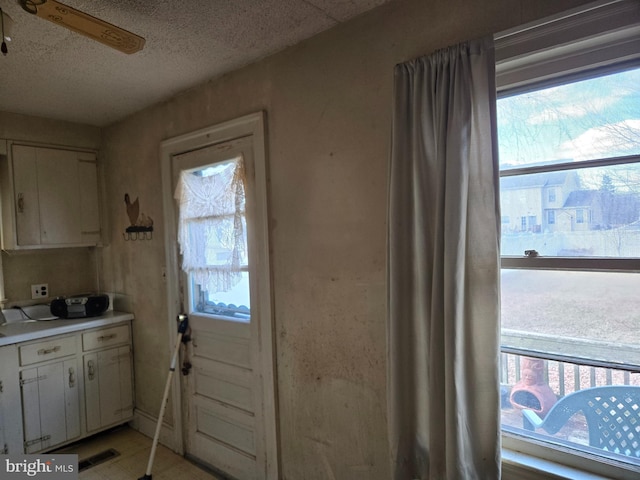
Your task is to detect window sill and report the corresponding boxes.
[502,449,614,480]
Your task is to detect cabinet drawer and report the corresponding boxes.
[19,336,76,366]
[83,324,130,351]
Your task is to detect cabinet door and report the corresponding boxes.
[36,148,83,245]
[12,145,41,246]
[20,367,43,453]
[0,345,22,454]
[63,359,81,441]
[21,364,67,453]
[84,352,100,432]
[84,346,133,432]
[78,157,101,244]
[21,360,81,453]
[116,345,134,420]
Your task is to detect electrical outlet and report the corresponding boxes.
[31,283,49,300]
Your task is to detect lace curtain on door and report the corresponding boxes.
[174,157,247,294]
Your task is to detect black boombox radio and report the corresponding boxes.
[50,294,110,319]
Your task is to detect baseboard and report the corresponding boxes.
[131,408,180,453]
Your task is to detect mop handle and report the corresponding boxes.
[141,315,189,479]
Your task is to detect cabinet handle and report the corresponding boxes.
[37,346,61,356]
[68,367,75,388]
[98,334,117,342]
[17,193,24,213]
[88,360,95,380]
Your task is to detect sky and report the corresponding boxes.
[497,66,640,168]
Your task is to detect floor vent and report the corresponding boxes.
[78,448,120,471]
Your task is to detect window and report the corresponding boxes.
[196,161,250,320]
[496,1,640,477]
[499,65,640,476]
[175,155,251,321]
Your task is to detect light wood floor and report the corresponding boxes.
[55,425,223,480]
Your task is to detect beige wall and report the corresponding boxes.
[1,0,595,477]
[0,112,101,304]
[101,1,592,477]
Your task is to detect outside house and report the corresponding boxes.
[501,170,580,234]
[501,169,640,256]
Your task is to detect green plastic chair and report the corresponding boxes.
[522,385,640,457]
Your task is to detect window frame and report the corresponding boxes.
[498,84,640,480]
[495,1,640,478]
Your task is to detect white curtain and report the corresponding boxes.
[174,157,247,294]
[387,37,501,479]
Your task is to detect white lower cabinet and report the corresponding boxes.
[9,320,134,453]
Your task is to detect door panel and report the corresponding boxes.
[164,124,275,479]
[192,321,251,369]
[195,400,256,455]
[194,364,254,412]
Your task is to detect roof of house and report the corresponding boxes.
[563,190,600,207]
[501,171,572,189]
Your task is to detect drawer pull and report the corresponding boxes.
[98,334,117,342]
[37,346,61,356]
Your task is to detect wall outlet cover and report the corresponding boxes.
[31,283,49,299]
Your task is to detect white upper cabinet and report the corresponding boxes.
[0,143,102,249]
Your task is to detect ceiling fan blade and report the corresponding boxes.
[20,0,145,54]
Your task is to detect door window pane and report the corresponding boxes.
[176,158,251,321]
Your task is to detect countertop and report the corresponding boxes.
[0,311,134,346]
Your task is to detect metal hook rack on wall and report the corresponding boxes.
[123,226,153,241]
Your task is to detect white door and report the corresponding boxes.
[161,113,277,480]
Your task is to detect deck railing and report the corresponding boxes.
[500,329,640,397]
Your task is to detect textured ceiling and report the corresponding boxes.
[0,0,391,127]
